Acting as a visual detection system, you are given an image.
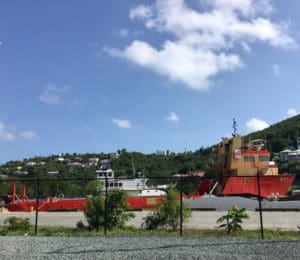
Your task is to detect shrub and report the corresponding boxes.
[84,194,105,231]
[84,182,134,231]
[76,220,87,229]
[217,205,249,234]
[105,189,135,230]
[4,216,31,232]
[143,187,191,231]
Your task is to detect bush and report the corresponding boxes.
[84,182,134,231]
[76,220,87,229]
[217,205,249,234]
[84,194,105,231]
[4,216,31,232]
[105,189,135,230]
[143,187,191,231]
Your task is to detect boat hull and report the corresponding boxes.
[4,196,165,212]
[222,175,295,197]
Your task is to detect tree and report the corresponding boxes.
[84,181,134,231]
[143,187,191,231]
[84,181,105,231]
[217,205,249,234]
[105,189,135,230]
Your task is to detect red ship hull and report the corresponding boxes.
[1,182,165,212]
[4,196,164,212]
[222,175,295,197]
[195,175,295,198]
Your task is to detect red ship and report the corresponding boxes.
[1,182,165,212]
[195,121,295,198]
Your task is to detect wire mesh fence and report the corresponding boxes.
[1,175,300,238]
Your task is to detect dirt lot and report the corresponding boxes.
[1,210,299,230]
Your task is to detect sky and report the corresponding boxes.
[0,0,300,164]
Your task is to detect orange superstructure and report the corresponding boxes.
[207,132,295,198]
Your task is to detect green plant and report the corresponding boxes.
[105,189,135,230]
[143,187,191,231]
[217,205,249,234]
[4,216,31,232]
[0,227,8,235]
[84,181,134,231]
[84,194,105,231]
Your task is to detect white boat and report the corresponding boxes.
[95,169,166,197]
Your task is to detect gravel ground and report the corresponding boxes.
[0,236,299,259]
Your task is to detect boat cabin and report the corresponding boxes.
[214,135,278,177]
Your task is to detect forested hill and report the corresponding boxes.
[0,115,299,180]
[245,114,300,153]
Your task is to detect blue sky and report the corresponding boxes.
[0,0,300,164]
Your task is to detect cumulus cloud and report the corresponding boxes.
[111,118,132,129]
[287,108,298,117]
[20,131,38,140]
[105,0,297,90]
[166,111,179,123]
[38,83,69,105]
[246,118,269,133]
[0,121,16,141]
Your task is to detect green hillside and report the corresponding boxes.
[1,115,299,179]
[0,115,299,196]
[245,114,300,153]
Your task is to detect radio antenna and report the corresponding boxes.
[232,118,238,136]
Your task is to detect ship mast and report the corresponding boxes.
[232,118,238,136]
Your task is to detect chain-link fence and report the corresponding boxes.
[1,175,300,238]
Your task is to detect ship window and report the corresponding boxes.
[244,155,254,162]
[259,155,269,161]
[109,183,113,187]
[118,183,122,187]
[108,172,112,177]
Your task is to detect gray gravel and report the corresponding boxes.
[0,236,299,259]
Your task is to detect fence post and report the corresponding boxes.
[104,175,108,236]
[180,174,183,236]
[257,171,264,239]
[35,178,40,235]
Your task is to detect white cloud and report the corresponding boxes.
[119,28,129,37]
[38,83,69,105]
[287,108,298,117]
[105,40,243,90]
[246,118,269,133]
[272,64,280,76]
[20,131,38,140]
[0,121,16,141]
[111,118,132,129]
[129,5,152,20]
[166,111,179,123]
[0,121,38,141]
[240,42,252,53]
[113,28,143,38]
[106,0,297,90]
